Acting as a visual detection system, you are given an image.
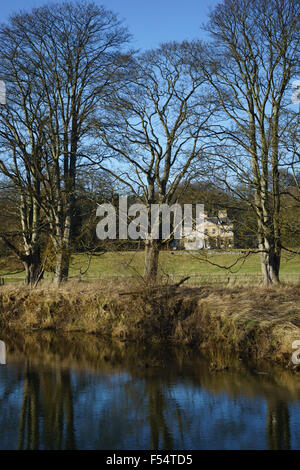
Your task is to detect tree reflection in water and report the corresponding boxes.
[0,333,299,450]
[266,400,290,450]
[147,379,174,450]
[18,362,40,449]
[18,362,76,450]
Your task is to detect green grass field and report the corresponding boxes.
[1,249,300,285]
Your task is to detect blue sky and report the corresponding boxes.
[0,0,220,50]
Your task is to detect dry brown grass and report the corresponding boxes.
[0,279,299,368]
[173,284,300,365]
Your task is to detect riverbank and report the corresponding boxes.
[0,280,299,369]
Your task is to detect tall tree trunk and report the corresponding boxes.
[54,213,72,285]
[20,195,43,287]
[144,239,161,282]
[0,236,43,287]
[260,238,281,285]
[23,248,43,287]
[54,246,70,285]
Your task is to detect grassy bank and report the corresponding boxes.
[1,250,300,284]
[0,280,299,369]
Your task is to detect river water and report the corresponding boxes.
[0,332,299,450]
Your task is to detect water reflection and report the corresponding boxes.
[18,363,76,450]
[266,400,290,450]
[0,340,6,364]
[147,378,175,449]
[0,332,299,450]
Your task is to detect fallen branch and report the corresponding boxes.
[119,276,190,297]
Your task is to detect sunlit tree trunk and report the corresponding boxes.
[144,239,161,282]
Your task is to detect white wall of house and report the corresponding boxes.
[184,210,234,250]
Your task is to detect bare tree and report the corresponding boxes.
[0,54,47,285]
[198,0,299,284]
[0,1,130,284]
[93,42,214,281]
